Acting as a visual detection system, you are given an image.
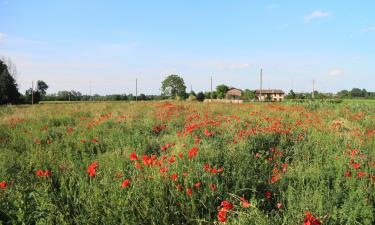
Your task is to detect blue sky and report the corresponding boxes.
[0,0,374,95]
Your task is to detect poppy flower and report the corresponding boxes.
[277,203,283,209]
[187,188,193,196]
[36,170,44,177]
[80,139,86,143]
[217,210,227,223]
[135,163,142,169]
[121,179,130,188]
[0,181,6,189]
[357,171,365,177]
[344,171,352,177]
[303,212,321,225]
[210,184,217,191]
[194,182,201,189]
[265,191,272,199]
[240,197,250,208]
[129,152,138,161]
[220,200,234,211]
[188,147,198,158]
[92,138,98,143]
[168,157,175,164]
[171,173,178,181]
[87,161,98,177]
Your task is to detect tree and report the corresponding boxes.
[161,75,186,99]
[241,89,255,100]
[285,90,296,99]
[196,92,205,102]
[216,84,229,99]
[37,80,49,96]
[0,59,20,104]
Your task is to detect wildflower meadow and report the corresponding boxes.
[0,101,374,224]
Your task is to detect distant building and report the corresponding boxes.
[255,89,285,101]
[226,87,243,100]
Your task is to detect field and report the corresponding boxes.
[0,101,374,225]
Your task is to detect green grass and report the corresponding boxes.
[0,102,374,224]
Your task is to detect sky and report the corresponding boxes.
[0,0,374,95]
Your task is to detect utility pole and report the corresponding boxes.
[312,80,316,98]
[210,76,213,99]
[260,68,263,102]
[31,81,34,105]
[135,78,138,101]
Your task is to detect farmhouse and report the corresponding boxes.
[255,89,285,102]
[226,87,242,100]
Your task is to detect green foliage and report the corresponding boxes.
[196,92,205,102]
[0,102,374,224]
[216,84,229,99]
[161,75,187,99]
[0,60,20,105]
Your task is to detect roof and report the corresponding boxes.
[227,87,243,92]
[255,89,284,94]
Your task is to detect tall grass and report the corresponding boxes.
[0,102,374,224]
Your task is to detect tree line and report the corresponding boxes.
[1,59,374,105]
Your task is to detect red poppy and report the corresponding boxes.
[303,212,321,225]
[210,184,217,191]
[188,147,198,158]
[135,163,142,169]
[129,152,138,161]
[178,152,184,158]
[121,179,130,188]
[44,170,51,177]
[217,210,227,223]
[36,170,44,177]
[240,197,250,208]
[277,203,283,209]
[221,200,234,211]
[265,191,272,199]
[80,139,86,143]
[171,173,178,181]
[344,171,352,177]
[92,138,98,143]
[357,171,365,177]
[194,182,201,189]
[0,181,6,189]
[87,161,98,177]
[352,163,361,169]
[186,188,193,196]
[168,157,175,164]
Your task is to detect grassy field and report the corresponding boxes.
[0,101,374,224]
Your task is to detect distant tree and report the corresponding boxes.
[204,91,217,99]
[0,59,20,104]
[285,90,296,99]
[241,89,255,100]
[138,93,147,101]
[196,92,205,101]
[37,80,49,96]
[337,90,349,98]
[216,84,229,99]
[350,88,363,97]
[161,75,186,99]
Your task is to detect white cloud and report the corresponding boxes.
[360,26,375,33]
[304,10,329,23]
[329,69,343,76]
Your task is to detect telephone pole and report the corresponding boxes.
[210,76,213,99]
[135,78,138,101]
[312,80,316,98]
[31,81,34,105]
[259,68,263,101]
